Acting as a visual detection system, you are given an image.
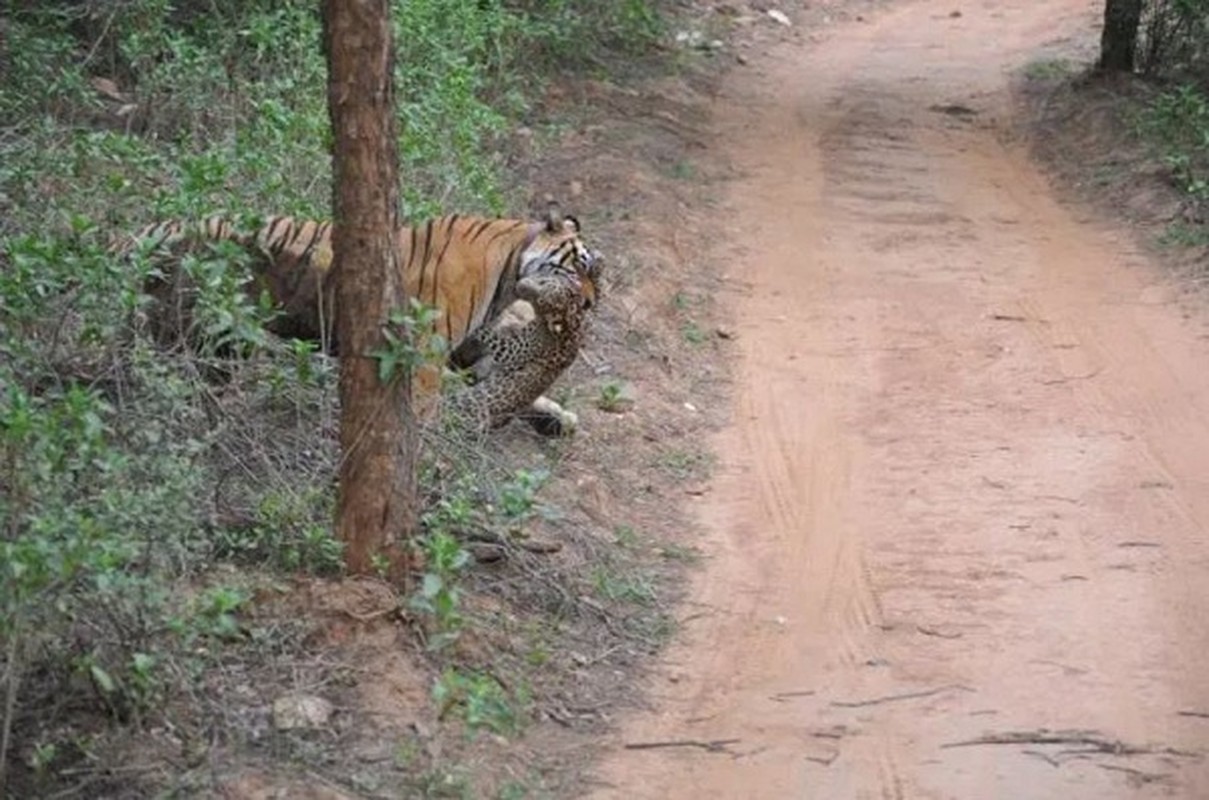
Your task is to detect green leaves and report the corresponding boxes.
[411,530,471,650]
[498,468,549,520]
[1142,84,1209,210]
[433,668,525,737]
[373,299,449,384]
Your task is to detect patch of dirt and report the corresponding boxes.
[584,0,1209,797]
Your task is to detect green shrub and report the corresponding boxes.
[1141,83,1209,207]
[0,0,674,791]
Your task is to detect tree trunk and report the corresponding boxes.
[322,0,417,578]
[1098,0,1143,72]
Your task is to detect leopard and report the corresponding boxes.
[446,266,596,436]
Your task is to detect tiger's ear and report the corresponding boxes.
[562,214,581,233]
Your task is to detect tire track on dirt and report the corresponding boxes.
[588,1,1209,797]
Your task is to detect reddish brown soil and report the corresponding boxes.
[588,0,1209,796]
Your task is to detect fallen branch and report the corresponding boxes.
[624,738,740,753]
[831,684,972,709]
[942,730,1128,752]
[770,689,816,702]
[464,528,562,554]
[916,625,963,639]
[1040,368,1102,386]
[804,749,839,766]
[341,605,399,623]
[1034,494,1081,504]
[811,727,848,740]
[941,729,1199,759]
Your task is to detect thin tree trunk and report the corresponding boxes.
[322,0,416,579]
[1098,0,1143,72]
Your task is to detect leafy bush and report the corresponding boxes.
[1141,83,1209,208]
[0,0,671,791]
[1,0,669,232]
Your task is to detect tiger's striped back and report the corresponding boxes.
[122,208,600,357]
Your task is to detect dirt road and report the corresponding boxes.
[588,1,1209,797]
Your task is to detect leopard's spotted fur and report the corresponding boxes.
[447,270,594,436]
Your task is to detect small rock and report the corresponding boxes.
[272,694,334,731]
[715,327,736,340]
[684,402,698,413]
[767,9,792,26]
[569,179,584,197]
[674,30,705,47]
[736,53,749,65]
[950,9,963,17]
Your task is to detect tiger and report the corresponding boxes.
[118,206,602,432]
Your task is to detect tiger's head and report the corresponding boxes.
[520,206,603,312]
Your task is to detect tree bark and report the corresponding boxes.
[1098,0,1143,72]
[322,0,416,578]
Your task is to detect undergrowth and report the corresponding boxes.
[1135,0,1209,239]
[1026,0,1209,253]
[0,0,679,795]
[1140,83,1209,216]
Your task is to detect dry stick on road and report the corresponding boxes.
[805,750,840,766]
[1039,368,1103,386]
[941,730,1201,759]
[831,684,974,709]
[624,739,741,754]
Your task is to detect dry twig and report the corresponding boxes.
[832,684,973,709]
[941,729,1199,759]
[624,738,740,753]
